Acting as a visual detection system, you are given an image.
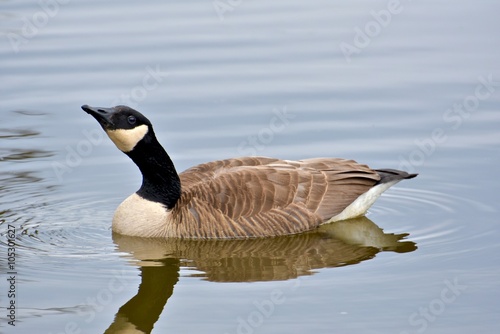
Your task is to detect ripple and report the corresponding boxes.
[371,186,495,215]
[0,127,40,139]
[13,110,49,116]
[367,185,496,254]
[2,195,113,245]
[408,219,463,244]
[0,127,52,163]
[0,148,53,161]
[0,173,122,281]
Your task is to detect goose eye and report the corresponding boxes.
[127,115,137,125]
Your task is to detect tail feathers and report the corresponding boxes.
[375,169,418,185]
[327,169,417,223]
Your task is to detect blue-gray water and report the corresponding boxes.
[1,1,499,333]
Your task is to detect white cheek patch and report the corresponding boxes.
[106,124,149,152]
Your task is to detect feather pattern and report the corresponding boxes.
[168,157,382,239]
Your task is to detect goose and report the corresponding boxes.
[82,105,417,239]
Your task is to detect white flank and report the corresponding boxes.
[106,125,149,152]
[327,180,401,223]
[113,193,171,237]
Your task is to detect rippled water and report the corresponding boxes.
[1,0,500,333]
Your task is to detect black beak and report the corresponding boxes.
[82,105,115,130]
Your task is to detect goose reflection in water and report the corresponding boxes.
[104,216,416,333]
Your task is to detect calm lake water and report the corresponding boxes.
[1,0,499,333]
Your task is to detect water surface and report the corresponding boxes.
[1,1,499,333]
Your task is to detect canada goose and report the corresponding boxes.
[82,105,417,239]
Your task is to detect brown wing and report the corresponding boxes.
[172,156,380,239]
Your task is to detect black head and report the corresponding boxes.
[82,105,152,131]
[82,105,154,152]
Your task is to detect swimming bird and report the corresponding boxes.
[82,105,417,239]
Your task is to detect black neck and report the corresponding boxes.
[125,129,181,209]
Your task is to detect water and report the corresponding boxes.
[1,0,500,333]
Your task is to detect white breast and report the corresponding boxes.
[112,193,172,237]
